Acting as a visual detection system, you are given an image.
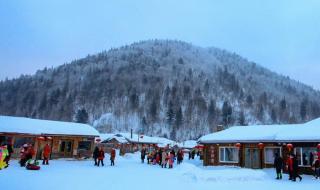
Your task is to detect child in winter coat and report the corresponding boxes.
[110,148,116,166]
[42,143,51,165]
[97,147,105,167]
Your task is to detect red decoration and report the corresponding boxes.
[195,145,204,149]
[287,143,293,151]
[258,143,264,149]
[317,143,320,149]
[235,143,241,149]
[37,136,45,141]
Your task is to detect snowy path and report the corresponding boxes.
[0,153,319,190]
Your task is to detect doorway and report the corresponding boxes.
[244,148,261,169]
[59,140,73,157]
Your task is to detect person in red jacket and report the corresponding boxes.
[286,154,294,180]
[110,148,116,166]
[97,147,105,167]
[42,143,51,165]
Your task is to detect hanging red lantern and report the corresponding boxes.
[287,143,293,151]
[37,136,45,141]
[235,143,241,149]
[258,143,264,149]
[317,143,320,149]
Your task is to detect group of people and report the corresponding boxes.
[0,143,13,170]
[274,152,320,181]
[141,148,184,169]
[19,143,51,169]
[93,146,116,167]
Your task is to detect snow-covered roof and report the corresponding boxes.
[100,132,176,146]
[100,133,128,144]
[0,115,100,137]
[199,118,320,143]
[178,140,198,149]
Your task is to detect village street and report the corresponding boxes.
[0,152,319,190]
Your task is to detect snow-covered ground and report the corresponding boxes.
[0,152,319,190]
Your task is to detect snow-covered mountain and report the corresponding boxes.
[1,39,320,140]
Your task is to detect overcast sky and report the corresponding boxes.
[1,0,320,89]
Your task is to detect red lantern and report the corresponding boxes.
[287,143,293,151]
[258,143,264,149]
[37,136,45,141]
[235,143,241,149]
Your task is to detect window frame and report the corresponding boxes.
[264,147,282,164]
[219,146,239,163]
[294,147,317,167]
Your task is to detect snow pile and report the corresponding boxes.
[199,117,320,143]
[0,115,99,136]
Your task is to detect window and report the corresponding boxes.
[264,147,281,164]
[295,147,317,166]
[78,141,92,151]
[13,137,34,148]
[219,147,239,163]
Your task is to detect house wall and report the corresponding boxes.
[203,142,319,175]
[0,133,95,159]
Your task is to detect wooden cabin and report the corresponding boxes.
[0,116,99,159]
[199,118,320,174]
[99,133,176,154]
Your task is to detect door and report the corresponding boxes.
[59,140,73,157]
[244,148,261,169]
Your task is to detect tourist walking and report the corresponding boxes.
[292,154,302,182]
[42,143,51,165]
[313,156,320,179]
[93,146,99,166]
[141,148,146,163]
[274,153,283,179]
[97,147,105,167]
[110,148,116,166]
[161,150,167,168]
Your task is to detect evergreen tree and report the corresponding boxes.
[175,106,183,129]
[300,98,308,120]
[75,108,89,123]
[166,101,175,126]
[238,110,246,126]
[222,101,232,126]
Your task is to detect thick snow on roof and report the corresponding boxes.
[199,118,320,143]
[178,140,198,149]
[99,133,128,144]
[0,116,99,136]
[100,133,176,146]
